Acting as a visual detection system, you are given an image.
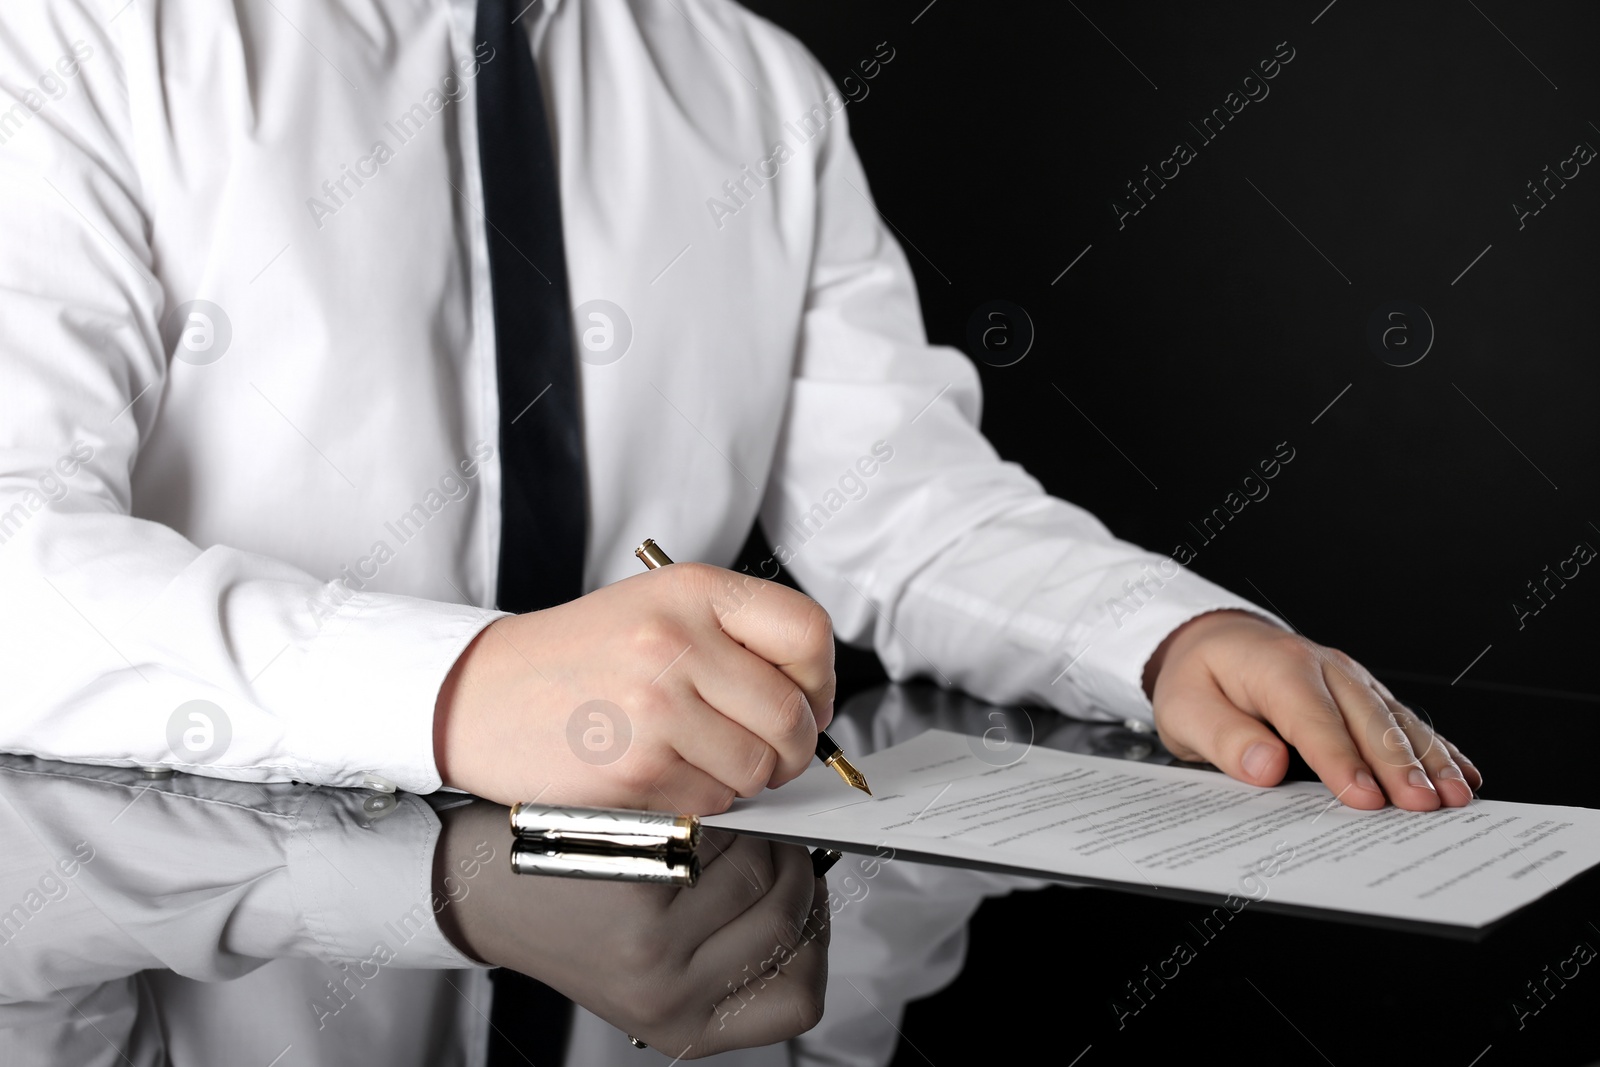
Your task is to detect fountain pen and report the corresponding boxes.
[634,538,872,795]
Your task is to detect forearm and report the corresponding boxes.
[0,511,498,791]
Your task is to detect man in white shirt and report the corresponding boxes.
[0,0,1479,1060]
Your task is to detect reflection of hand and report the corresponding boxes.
[434,801,830,1057]
[433,563,836,812]
[1145,610,1482,811]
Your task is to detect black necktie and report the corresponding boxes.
[475,0,581,1062]
[479,0,588,616]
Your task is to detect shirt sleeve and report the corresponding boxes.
[0,6,499,792]
[760,60,1285,726]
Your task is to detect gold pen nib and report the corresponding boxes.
[825,753,872,795]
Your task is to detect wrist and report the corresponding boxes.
[1141,608,1262,700]
[433,621,497,792]
[430,799,502,966]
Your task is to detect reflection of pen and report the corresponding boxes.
[508,803,701,886]
[506,801,844,885]
[634,539,872,796]
[510,842,700,885]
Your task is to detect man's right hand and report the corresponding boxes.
[433,563,836,812]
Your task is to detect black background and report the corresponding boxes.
[736,0,1600,703]
[729,2,1600,1062]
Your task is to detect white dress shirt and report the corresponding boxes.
[0,0,1267,794]
[0,3,1281,1061]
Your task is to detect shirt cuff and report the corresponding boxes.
[287,789,489,971]
[1057,557,1288,725]
[269,592,507,795]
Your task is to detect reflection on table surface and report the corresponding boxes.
[0,683,1128,1067]
[0,756,835,1066]
[1,681,1596,1066]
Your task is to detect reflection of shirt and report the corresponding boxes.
[0,0,1268,795]
[0,756,483,1066]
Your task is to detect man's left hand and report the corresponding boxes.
[1143,610,1481,810]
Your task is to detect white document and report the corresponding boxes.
[706,729,1600,929]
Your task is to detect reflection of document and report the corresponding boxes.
[707,730,1600,930]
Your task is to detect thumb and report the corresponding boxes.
[1154,675,1288,787]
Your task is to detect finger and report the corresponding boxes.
[640,754,736,816]
[699,828,740,854]
[696,878,830,1057]
[1377,693,1473,807]
[688,840,821,982]
[1153,674,1290,788]
[1318,658,1439,811]
[657,689,786,799]
[813,696,834,732]
[1370,680,1484,791]
[1436,732,1483,791]
[667,833,777,947]
[691,637,818,787]
[692,844,829,1056]
[679,565,837,729]
[1239,651,1387,810]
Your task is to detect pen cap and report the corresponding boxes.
[509,803,700,851]
[510,842,701,886]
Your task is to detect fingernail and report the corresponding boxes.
[1242,741,1274,780]
[1434,764,1471,800]
[1408,768,1435,791]
[1354,768,1380,794]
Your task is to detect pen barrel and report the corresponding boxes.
[635,539,674,569]
[815,731,842,763]
[510,842,701,886]
[509,803,701,851]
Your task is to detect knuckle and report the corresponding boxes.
[630,615,688,661]
[629,684,669,721]
[789,599,834,660]
[741,742,779,795]
[715,572,762,616]
[670,560,717,586]
[1273,698,1342,751]
[1409,724,1444,762]
[675,561,728,602]
[1204,721,1238,761]
[771,686,811,741]
[617,749,671,795]
[701,784,736,815]
[752,902,800,953]
[618,928,672,977]
[789,991,825,1035]
[741,843,778,898]
[1271,633,1320,669]
[1391,702,1427,733]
